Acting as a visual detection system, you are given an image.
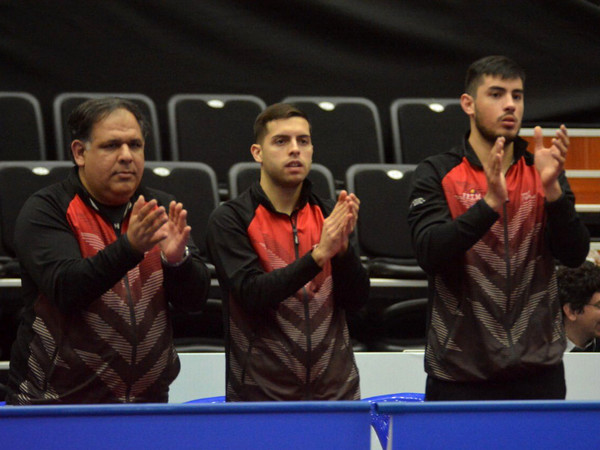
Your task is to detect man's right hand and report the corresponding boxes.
[483,137,509,212]
[312,190,358,267]
[126,195,169,254]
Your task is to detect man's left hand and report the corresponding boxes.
[158,201,191,264]
[534,124,569,201]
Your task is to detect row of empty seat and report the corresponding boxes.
[0,92,469,187]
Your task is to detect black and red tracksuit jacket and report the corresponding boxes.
[207,181,369,401]
[7,168,210,404]
[408,136,589,383]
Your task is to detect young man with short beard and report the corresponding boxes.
[408,55,589,400]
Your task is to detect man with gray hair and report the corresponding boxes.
[7,97,210,404]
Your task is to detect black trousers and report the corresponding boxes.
[425,362,566,401]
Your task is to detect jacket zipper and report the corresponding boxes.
[113,220,137,402]
[502,202,516,357]
[123,275,137,402]
[290,213,312,400]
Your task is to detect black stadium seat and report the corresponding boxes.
[390,98,468,164]
[282,96,385,187]
[0,161,73,276]
[345,163,425,280]
[167,94,266,190]
[0,92,47,161]
[368,297,428,351]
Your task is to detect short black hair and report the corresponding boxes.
[67,97,150,142]
[557,261,600,314]
[253,103,310,144]
[465,55,526,97]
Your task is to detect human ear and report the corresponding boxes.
[71,140,86,166]
[250,144,263,163]
[563,303,578,322]
[460,93,474,116]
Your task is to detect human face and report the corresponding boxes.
[576,292,600,342]
[466,75,524,145]
[251,116,313,190]
[72,108,145,206]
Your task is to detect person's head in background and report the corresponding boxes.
[557,261,600,349]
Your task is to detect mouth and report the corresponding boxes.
[285,161,303,169]
[500,115,518,127]
[115,171,136,179]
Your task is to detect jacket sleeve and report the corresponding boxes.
[544,172,590,267]
[15,191,145,313]
[206,203,322,314]
[331,231,369,312]
[162,240,211,313]
[407,159,499,275]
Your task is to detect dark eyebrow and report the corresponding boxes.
[270,134,290,142]
[488,86,524,95]
[100,139,123,145]
[270,134,311,141]
[99,138,143,146]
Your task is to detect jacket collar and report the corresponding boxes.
[461,131,533,169]
[68,165,154,213]
[571,337,600,352]
[250,178,314,215]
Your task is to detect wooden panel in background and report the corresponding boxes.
[567,178,600,205]
[520,131,600,170]
[520,129,600,205]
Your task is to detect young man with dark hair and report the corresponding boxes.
[207,103,369,401]
[557,261,600,352]
[408,55,590,400]
[7,97,211,404]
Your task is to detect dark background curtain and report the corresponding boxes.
[1,0,599,160]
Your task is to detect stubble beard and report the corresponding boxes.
[474,114,520,147]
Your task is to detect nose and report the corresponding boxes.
[503,95,516,112]
[289,138,300,154]
[118,144,134,162]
